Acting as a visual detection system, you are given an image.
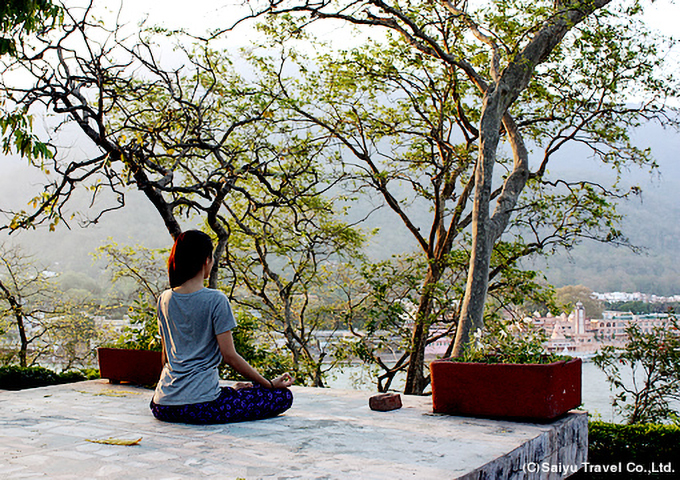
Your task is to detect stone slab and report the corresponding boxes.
[0,380,587,479]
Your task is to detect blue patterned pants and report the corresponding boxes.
[150,385,293,424]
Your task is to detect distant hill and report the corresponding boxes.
[1,120,678,294]
[0,156,176,275]
[532,121,680,295]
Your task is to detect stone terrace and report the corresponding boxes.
[0,380,586,479]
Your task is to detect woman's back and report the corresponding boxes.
[154,288,236,405]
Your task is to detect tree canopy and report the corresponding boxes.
[1,0,678,393]
[240,0,678,392]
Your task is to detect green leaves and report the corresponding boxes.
[458,317,560,365]
[113,295,161,352]
[588,421,680,472]
[219,312,293,382]
[0,0,62,56]
[0,111,54,163]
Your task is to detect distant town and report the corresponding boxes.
[592,291,680,304]
[425,291,680,359]
[532,307,671,356]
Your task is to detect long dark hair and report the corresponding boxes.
[168,230,214,288]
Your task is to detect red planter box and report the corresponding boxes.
[97,347,163,386]
[430,357,582,421]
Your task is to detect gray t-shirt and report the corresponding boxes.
[152,288,237,405]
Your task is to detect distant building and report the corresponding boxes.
[593,291,680,304]
[595,311,671,342]
[539,309,600,355]
[538,307,673,354]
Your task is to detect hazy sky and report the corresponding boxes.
[105,0,679,94]
[110,0,680,37]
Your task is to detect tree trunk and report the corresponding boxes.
[283,296,303,371]
[404,264,442,394]
[450,0,609,356]
[451,113,531,357]
[311,359,326,388]
[0,279,29,367]
[404,316,429,394]
[452,91,502,358]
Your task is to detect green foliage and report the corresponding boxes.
[594,316,680,424]
[111,296,161,352]
[572,421,680,479]
[0,0,62,56]
[48,312,99,369]
[358,255,428,338]
[487,240,559,314]
[457,315,563,364]
[219,312,292,382]
[0,111,54,162]
[0,365,97,391]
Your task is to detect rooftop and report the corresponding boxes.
[0,380,586,479]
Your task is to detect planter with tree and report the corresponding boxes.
[430,318,582,421]
[97,297,163,386]
[95,245,167,386]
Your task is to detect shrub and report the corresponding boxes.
[219,313,293,382]
[456,317,566,364]
[0,365,98,390]
[572,421,680,479]
[593,316,680,424]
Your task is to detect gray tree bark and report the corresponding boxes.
[452,0,612,356]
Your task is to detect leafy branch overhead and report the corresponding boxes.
[0,0,62,56]
[1,6,323,246]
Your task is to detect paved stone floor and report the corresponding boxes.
[0,380,586,479]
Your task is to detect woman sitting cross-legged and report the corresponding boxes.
[150,230,294,424]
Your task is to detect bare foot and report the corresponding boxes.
[233,382,253,390]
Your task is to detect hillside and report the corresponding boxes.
[532,121,680,295]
